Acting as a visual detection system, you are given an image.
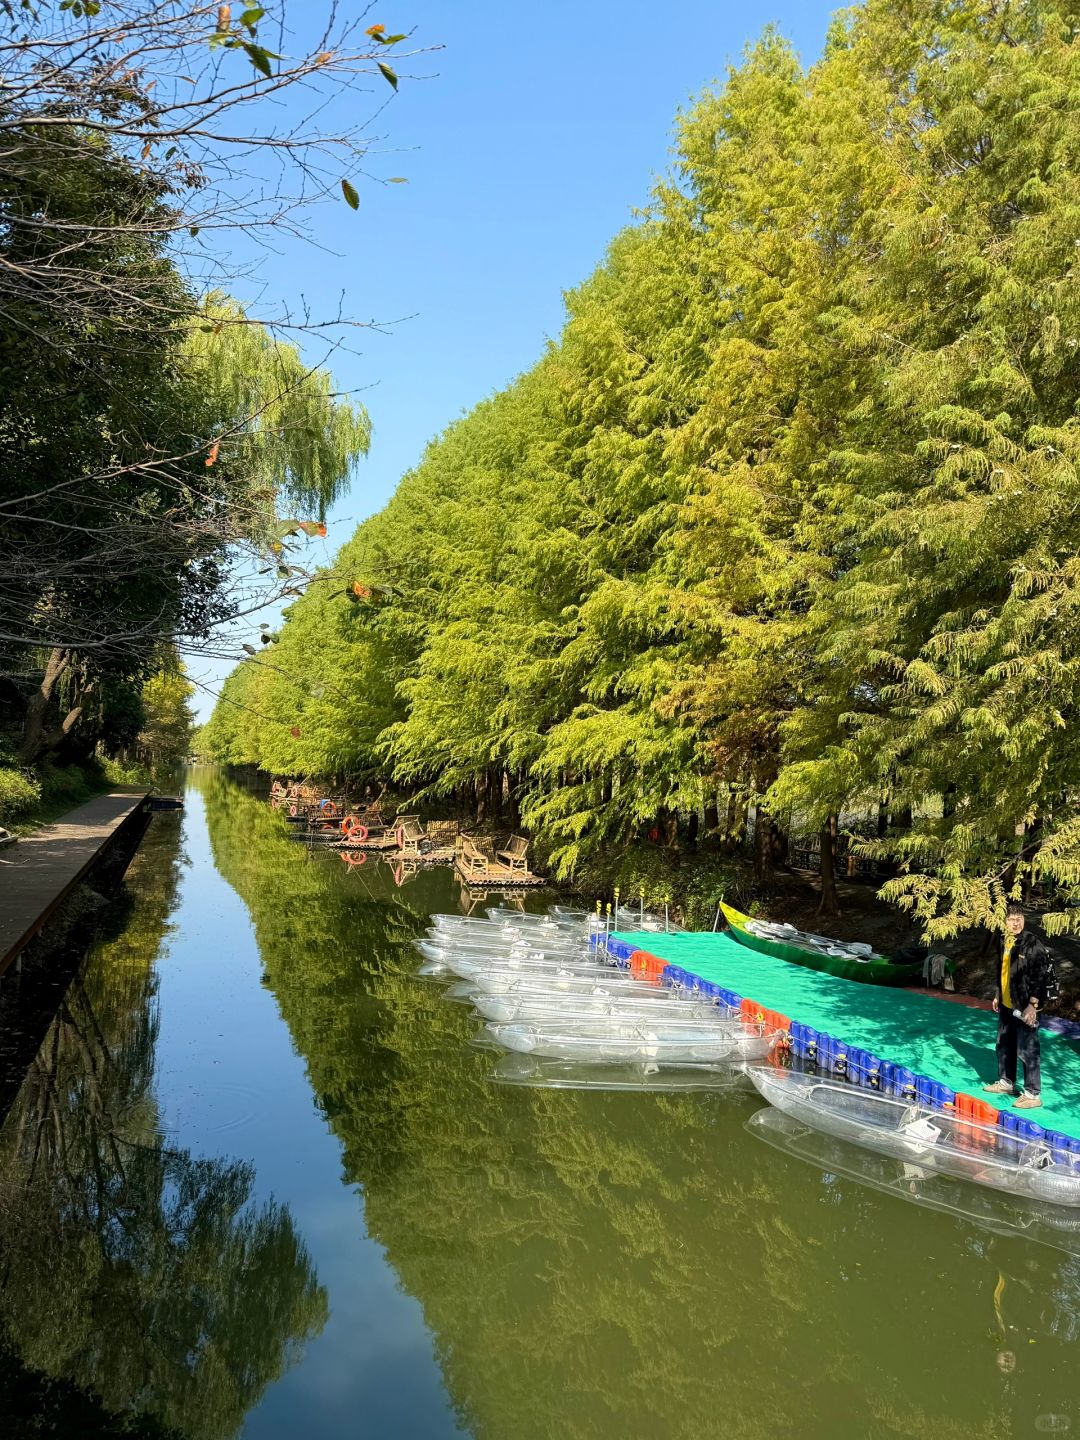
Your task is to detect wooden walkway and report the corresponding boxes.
[0,787,150,973]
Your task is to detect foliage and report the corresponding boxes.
[0,768,41,824]
[204,0,1080,940]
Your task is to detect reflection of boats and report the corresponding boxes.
[488,1021,775,1065]
[746,1107,1080,1258]
[491,1054,751,1093]
[746,1066,1080,1207]
[721,901,922,985]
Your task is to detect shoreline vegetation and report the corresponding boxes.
[199,0,1080,952]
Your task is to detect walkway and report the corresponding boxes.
[0,787,150,972]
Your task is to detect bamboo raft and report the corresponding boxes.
[270,785,547,885]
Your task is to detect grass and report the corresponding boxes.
[0,759,147,836]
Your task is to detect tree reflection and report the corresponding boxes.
[200,770,1080,1440]
[0,810,327,1440]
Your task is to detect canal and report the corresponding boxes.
[0,768,1077,1438]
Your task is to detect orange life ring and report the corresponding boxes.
[340,849,366,867]
[320,799,338,818]
[289,803,299,817]
[395,826,405,849]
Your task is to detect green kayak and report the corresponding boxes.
[720,902,923,987]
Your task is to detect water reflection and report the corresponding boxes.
[0,813,326,1439]
[200,773,1080,1440]
[4,770,1080,1438]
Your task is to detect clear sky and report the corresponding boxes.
[190,0,837,718]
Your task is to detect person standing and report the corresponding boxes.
[983,904,1053,1110]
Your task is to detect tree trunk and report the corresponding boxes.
[753,807,773,886]
[20,647,83,766]
[817,814,841,917]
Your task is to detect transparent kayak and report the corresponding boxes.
[452,970,670,1000]
[433,914,561,935]
[490,1053,751,1092]
[746,1065,1080,1209]
[414,938,589,965]
[472,992,732,1025]
[746,1107,1080,1257]
[488,1021,776,1064]
[430,954,623,984]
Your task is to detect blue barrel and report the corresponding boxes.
[879,1060,897,1094]
[896,1068,917,1101]
[931,1082,955,1111]
[804,1028,819,1064]
[789,1022,805,1058]
[1046,1131,1072,1165]
[865,1054,883,1089]
[916,1076,934,1108]
[999,1111,1021,1150]
[1018,1119,1046,1142]
[833,1041,849,1077]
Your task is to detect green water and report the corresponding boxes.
[0,768,1078,1439]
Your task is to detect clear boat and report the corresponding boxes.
[487,1021,776,1064]
[746,1107,1080,1257]
[414,938,588,965]
[746,1065,1080,1208]
[430,954,623,984]
[490,1053,751,1092]
[454,970,670,999]
[471,992,725,1024]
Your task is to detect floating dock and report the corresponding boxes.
[0,787,151,974]
[607,928,1080,1147]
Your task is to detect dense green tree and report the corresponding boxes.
[204,0,1080,939]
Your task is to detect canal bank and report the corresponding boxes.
[0,786,152,975]
[0,768,1078,1438]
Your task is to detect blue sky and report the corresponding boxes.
[191,0,837,717]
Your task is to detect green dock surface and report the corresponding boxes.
[613,929,1080,1140]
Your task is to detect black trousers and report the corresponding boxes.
[996,1012,1041,1095]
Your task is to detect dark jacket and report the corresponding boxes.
[995,929,1054,1011]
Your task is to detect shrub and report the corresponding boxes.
[0,768,42,823]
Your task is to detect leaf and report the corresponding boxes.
[242,42,279,77]
[259,632,272,644]
[189,226,200,237]
[290,726,301,738]
[242,643,257,656]
[316,522,328,537]
[377,61,398,90]
[387,176,408,183]
[240,5,264,28]
[365,23,386,35]
[341,178,360,210]
[378,33,408,43]
[205,440,220,468]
